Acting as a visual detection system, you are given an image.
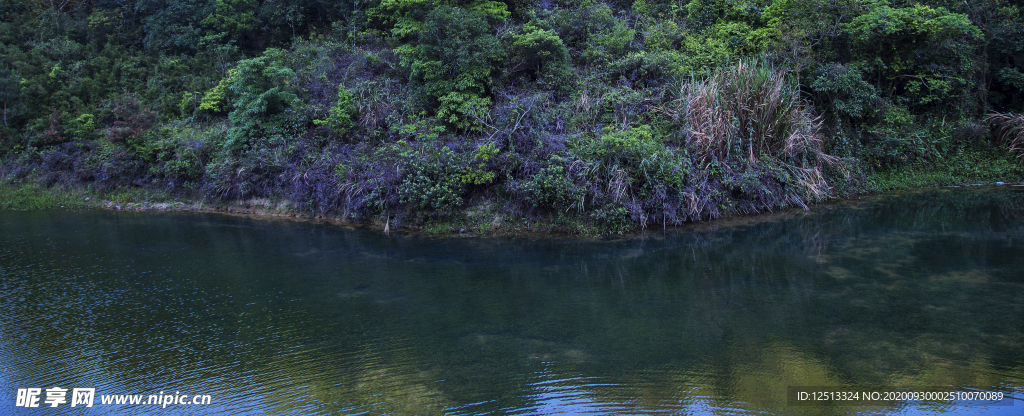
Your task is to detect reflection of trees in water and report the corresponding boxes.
[390,188,1024,413]
[3,188,1022,415]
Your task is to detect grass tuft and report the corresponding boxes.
[986,112,1024,159]
[677,59,842,201]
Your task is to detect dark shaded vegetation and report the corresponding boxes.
[2,0,1023,232]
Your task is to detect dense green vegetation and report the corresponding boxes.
[1,0,1023,232]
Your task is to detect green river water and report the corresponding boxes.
[1,188,1023,415]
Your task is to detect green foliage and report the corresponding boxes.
[64,113,95,139]
[199,71,234,114]
[373,0,509,38]
[572,125,661,168]
[685,0,765,32]
[509,22,571,88]
[552,0,636,66]
[972,0,1024,111]
[142,0,215,54]
[180,91,199,116]
[460,142,498,185]
[399,144,465,212]
[685,0,723,31]
[314,84,356,136]
[569,125,690,207]
[809,63,880,121]
[583,18,635,65]
[202,0,258,42]
[863,106,920,167]
[589,203,633,234]
[224,49,299,151]
[0,51,29,133]
[523,157,586,212]
[843,2,982,112]
[680,21,761,74]
[631,0,650,17]
[397,5,505,130]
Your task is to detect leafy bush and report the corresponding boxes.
[460,142,498,185]
[199,72,234,115]
[522,156,586,212]
[508,22,572,89]
[843,2,982,114]
[314,84,356,137]
[862,106,930,168]
[809,63,881,122]
[224,48,300,151]
[397,5,505,131]
[398,143,465,212]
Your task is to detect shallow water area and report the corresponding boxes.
[1,187,1023,415]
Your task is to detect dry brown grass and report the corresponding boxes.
[985,112,1024,159]
[677,59,841,200]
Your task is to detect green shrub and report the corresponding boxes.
[396,5,505,131]
[199,71,234,115]
[572,125,661,168]
[509,22,572,89]
[523,157,586,212]
[224,49,299,151]
[862,106,929,168]
[65,113,96,139]
[314,84,356,136]
[399,144,465,212]
[460,142,498,185]
[582,18,635,65]
[809,63,880,122]
[843,2,982,114]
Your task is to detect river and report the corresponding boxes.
[1,188,1022,415]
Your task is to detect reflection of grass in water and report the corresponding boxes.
[798,220,1024,395]
[929,269,991,284]
[464,333,589,364]
[825,266,857,280]
[730,341,881,416]
[887,356,1002,389]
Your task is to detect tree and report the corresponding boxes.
[843,2,983,114]
[141,0,215,54]
[397,5,505,130]
[224,48,298,151]
[201,0,258,48]
[508,22,571,88]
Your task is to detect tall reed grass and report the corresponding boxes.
[986,112,1024,159]
[678,59,839,199]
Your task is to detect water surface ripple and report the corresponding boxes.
[1,188,1023,415]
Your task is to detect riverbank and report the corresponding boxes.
[4,165,1023,237]
[0,181,591,236]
